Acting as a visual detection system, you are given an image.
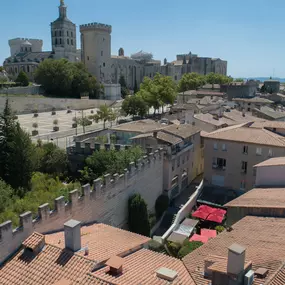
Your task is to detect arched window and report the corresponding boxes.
[25,47,28,52]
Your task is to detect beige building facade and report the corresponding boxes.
[202,124,285,191]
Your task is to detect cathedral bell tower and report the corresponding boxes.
[51,0,77,62]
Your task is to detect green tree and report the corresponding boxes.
[206,73,232,88]
[234,78,244,82]
[0,180,13,212]
[76,116,92,133]
[35,142,68,178]
[119,75,129,98]
[90,104,113,129]
[178,73,206,93]
[128,194,150,236]
[34,59,101,98]
[16,71,29,87]
[155,195,169,219]
[0,99,34,190]
[121,95,148,118]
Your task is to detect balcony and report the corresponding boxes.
[212,164,226,171]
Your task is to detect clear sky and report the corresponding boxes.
[1,0,284,78]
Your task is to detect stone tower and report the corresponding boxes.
[80,23,112,83]
[51,0,77,62]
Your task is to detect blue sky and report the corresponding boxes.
[1,0,284,78]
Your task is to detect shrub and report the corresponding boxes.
[32,123,38,129]
[215,225,225,234]
[148,240,165,253]
[177,241,203,259]
[15,71,29,87]
[166,241,182,257]
[155,194,169,219]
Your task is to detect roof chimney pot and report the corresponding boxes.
[64,219,81,252]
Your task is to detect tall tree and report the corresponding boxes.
[128,194,150,236]
[0,99,34,190]
[122,95,148,118]
[178,73,205,93]
[90,104,113,129]
[119,75,129,98]
[16,71,29,86]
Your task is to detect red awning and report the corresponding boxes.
[191,205,226,224]
[189,234,209,243]
[201,229,217,238]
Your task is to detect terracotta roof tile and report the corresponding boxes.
[254,157,285,167]
[72,274,113,285]
[22,232,45,250]
[202,124,285,147]
[0,244,97,285]
[268,264,285,285]
[183,216,285,285]
[45,223,150,263]
[93,248,195,284]
[194,113,235,127]
[223,109,264,123]
[250,120,285,129]
[161,124,200,139]
[225,188,285,208]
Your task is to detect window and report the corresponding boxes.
[103,62,105,67]
[212,157,226,170]
[101,51,103,56]
[67,39,69,45]
[55,31,57,37]
[71,39,73,45]
[243,145,248,154]
[25,47,27,52]
[177,157,180,167]
[60,38,62,45]
[21,47,23,52]
[174,75,177,80]
[29,47,32,52]
[59,31,62,36]
[240,180,246,190]
[87,56,89,60]
[253,168,257,177]
[71,31,73,37]
[222,144,227,151]
[67,31,69,36]
[27,66,30,73]
[214,143,218,150]
[55,38,58,45]
[241,161,248,174]
[268,149,273,157]
[256,147,262,156]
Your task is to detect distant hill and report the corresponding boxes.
[241,77,285,83]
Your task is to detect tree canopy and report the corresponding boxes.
[206,72,233,87]
[80,146,143,184]
[119,75,129,98]
[16,71,29,87]
[89,104,114,129]
[138,73,177,113]
[121,95,148,118]
[178,73,206,93]
[128,193,150,236]
[34,59,102,98]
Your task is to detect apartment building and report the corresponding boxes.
[202,123,285,191]
[131,124,203,199]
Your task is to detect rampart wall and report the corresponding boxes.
[0,149,163,264]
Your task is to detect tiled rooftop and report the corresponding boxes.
[46,223,150,263]
[0,244,96,285]
[110,119,163,133]
[254,157,285,167]
[71,274,113,285]
[194,113,235,127]
[223,109,264,123]
[250,120,285,129]
[22,232,44,250]
[92,248,195,285]
[183,216,285,285]
[161,124,200,139]
[202,123,285,147]
[225,188,285,208]
[233,97,274,104]
[254,106,285,120]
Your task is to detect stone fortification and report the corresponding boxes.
[0,149,163,264]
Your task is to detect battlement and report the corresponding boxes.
[80,22,112,33]
[0,148,164,264]
[9,38,43,44]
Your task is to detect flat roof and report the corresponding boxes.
[225,188,285,208]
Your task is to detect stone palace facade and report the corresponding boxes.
[3,0,227,88]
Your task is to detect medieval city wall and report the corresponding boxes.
[0,149,163,264]
[0,95,114,114]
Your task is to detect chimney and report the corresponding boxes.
[106,256,124,276]
[64,219,81,252]
[227,243,246,275]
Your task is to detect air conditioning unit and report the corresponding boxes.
[244,270,254,285]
